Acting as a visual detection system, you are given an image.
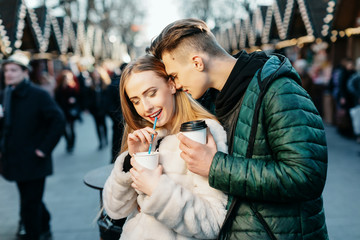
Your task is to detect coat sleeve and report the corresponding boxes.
[102,151,138,219]
[209,78,328,202]
[140,120,228,239]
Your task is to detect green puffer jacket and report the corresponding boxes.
[210,55,328,240]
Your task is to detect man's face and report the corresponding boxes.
[3,63,27,87]
[162,51,208,99]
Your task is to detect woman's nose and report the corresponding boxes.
[142,99,154,112]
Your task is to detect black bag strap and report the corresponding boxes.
[250,203,277,240]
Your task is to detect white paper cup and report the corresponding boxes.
[133,152,159,170]
[180,120,207,144]
[181,128,207,144]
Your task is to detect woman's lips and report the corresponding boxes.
[149,110,161,122]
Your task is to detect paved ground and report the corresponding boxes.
[0,113,359,240]
[322,123,360,239]
[0,113,111,240]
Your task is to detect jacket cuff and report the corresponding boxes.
[209,151,225,189]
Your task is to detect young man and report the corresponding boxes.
[148,18,328,240]
[0,52,65,240]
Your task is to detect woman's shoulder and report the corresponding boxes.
[203,118,223,131]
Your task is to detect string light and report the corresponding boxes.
[76,22,85,56]
[85,25,95,57]
[50,15,62,49]
[0,17,11,54]
[272,0,294,39]
[262,6,273,44]
[61,16,77,54]
[14,2,28,49]
[321,0,335,37]
[0,0,123,59]
[220,0,345,52]
[27,7,44,50]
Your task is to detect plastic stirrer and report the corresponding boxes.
[148,117,158,154]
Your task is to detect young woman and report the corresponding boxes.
[102,55,228,239]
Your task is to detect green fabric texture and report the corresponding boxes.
[210,55,329,240]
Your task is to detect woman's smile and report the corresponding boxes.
[148,110,162,122]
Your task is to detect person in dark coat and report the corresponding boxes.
[55,69,81,153]
[328,58,355,136]
[88,66,110,150]
[105,63,127,163]
[0,52,65,240]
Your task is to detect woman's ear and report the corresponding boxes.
[192,56,204,72]
[168,80,176,94]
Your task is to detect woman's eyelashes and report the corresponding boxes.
[148,89,157,97]
[130,98,140,105]
[130,89,157,106]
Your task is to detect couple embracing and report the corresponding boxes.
[103,19,328,240]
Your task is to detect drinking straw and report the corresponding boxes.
[148,117,158,154]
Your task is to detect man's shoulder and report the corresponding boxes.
[266,76,303,94]
[28,82,52,98]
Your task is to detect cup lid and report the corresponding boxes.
[180,120,207,131]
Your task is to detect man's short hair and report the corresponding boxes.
[147,18,226,59]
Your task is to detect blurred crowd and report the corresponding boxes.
[3,46,360,155]
[285,44,360,143]
[0,54,128,163]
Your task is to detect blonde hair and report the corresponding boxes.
[119,55,216,153]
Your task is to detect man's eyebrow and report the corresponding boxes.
[168,72,176,77]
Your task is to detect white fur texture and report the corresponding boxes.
[103,119,228,240]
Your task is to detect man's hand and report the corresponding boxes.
[178,129,217,177]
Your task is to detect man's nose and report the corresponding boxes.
[174,81,182,90]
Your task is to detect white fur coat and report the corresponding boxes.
[102,119,228,240]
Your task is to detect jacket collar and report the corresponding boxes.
[13,78,30,98]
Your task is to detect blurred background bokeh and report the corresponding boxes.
[1,0,360,239]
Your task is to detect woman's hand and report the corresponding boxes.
[127,127,157,156]
[130,158,163,196]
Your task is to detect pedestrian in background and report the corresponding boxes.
[347,57,360,142]
[148,18,328,239]
[105,62,127,163]
[328,58,355,137]
[38,72,56,98]
[76,61,93,119]
[0,52,65,240]
[89,66,110,150]
[55,69,81,153]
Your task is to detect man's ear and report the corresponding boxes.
[192,56,204,72]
